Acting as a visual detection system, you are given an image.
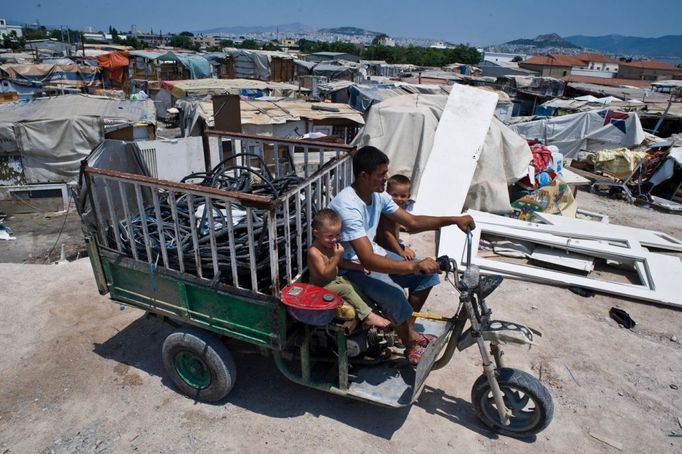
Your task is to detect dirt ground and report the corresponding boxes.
[1,189,681,453]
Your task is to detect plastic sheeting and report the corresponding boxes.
[467,117,534,212]
[0,95,156,183]
[509,109,645,158]
[0,123,17,153]
[97,51,129,84]
[353,93,531,213]
[77,140,151,235]
[650,147,682,187]
[594,148,646,179]
[312,63,354,80]
[175,54,211,79]
[0,94,156,124]
[227,49,271,80]
[349,84,413,112]
[15,116,103,183]
[0,63,99,87]
[128,51,211,79]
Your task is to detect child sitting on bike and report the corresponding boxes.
[376,174,416,260]
[307,209,391,328]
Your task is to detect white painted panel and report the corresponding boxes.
[413,85,497,216]
[477,223,646,261]
[136,137,205,182]
[530,247,595,272]
[469,209,682,252]
[410,85,498,261]
[532,211,682,251]
[476,256,682,308]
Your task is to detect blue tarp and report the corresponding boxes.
[128,51,211,79]
[349,84,411,112]
[0,64,99,86]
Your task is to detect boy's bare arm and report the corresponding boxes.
[307,247,341,281]
[376,216,403,255]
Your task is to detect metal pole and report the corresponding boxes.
[652,94,673,136]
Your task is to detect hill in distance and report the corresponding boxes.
[194,23,383,37]
[195,22,312,35]
[506,33,581,49]
[318,26,381,36]
[565,34,682,58]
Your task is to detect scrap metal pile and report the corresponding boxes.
[107,153,321,292]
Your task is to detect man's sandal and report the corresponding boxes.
[415,333,436,347]
[395,333,435,350]
[405,342,427,366]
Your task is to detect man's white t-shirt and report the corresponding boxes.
[328,186,399,262]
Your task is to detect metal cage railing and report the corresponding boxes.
[83,132,354,297]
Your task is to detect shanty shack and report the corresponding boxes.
[177,98,363,143]
[0,94,156,185]
[128,50,211,81]
[218,49,295,82]
[154,78,303,120]
[96,51,130,89]
[0,63,100,99]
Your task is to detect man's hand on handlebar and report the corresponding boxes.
[414,257,440,275]
[455,214,476,233]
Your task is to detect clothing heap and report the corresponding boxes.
[517,143,559,190]
[510,141,575,219]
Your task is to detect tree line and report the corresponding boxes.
[297,39,481,66]
[6,26,481,67]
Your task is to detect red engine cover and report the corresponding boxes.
[280,283,343,311]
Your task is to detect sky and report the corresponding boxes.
[4,0,682,46]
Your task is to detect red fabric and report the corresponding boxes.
[97,51,129,84]
[530,144,553,172]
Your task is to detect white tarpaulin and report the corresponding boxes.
[15,116,103,183]
[353,91,531,213]
[0,95,155,183]
[228,49,272,80]
[509,109,645,158]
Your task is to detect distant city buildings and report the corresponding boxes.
[518,52,682,82]
[0,18,23,39]
[193,34,218,49]
[482,51,528,63]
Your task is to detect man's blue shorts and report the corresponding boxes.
[342,251,440,325]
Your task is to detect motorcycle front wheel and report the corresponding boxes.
[471,367,554,438]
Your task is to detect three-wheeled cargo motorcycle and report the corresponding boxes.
[76,132,553,438]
